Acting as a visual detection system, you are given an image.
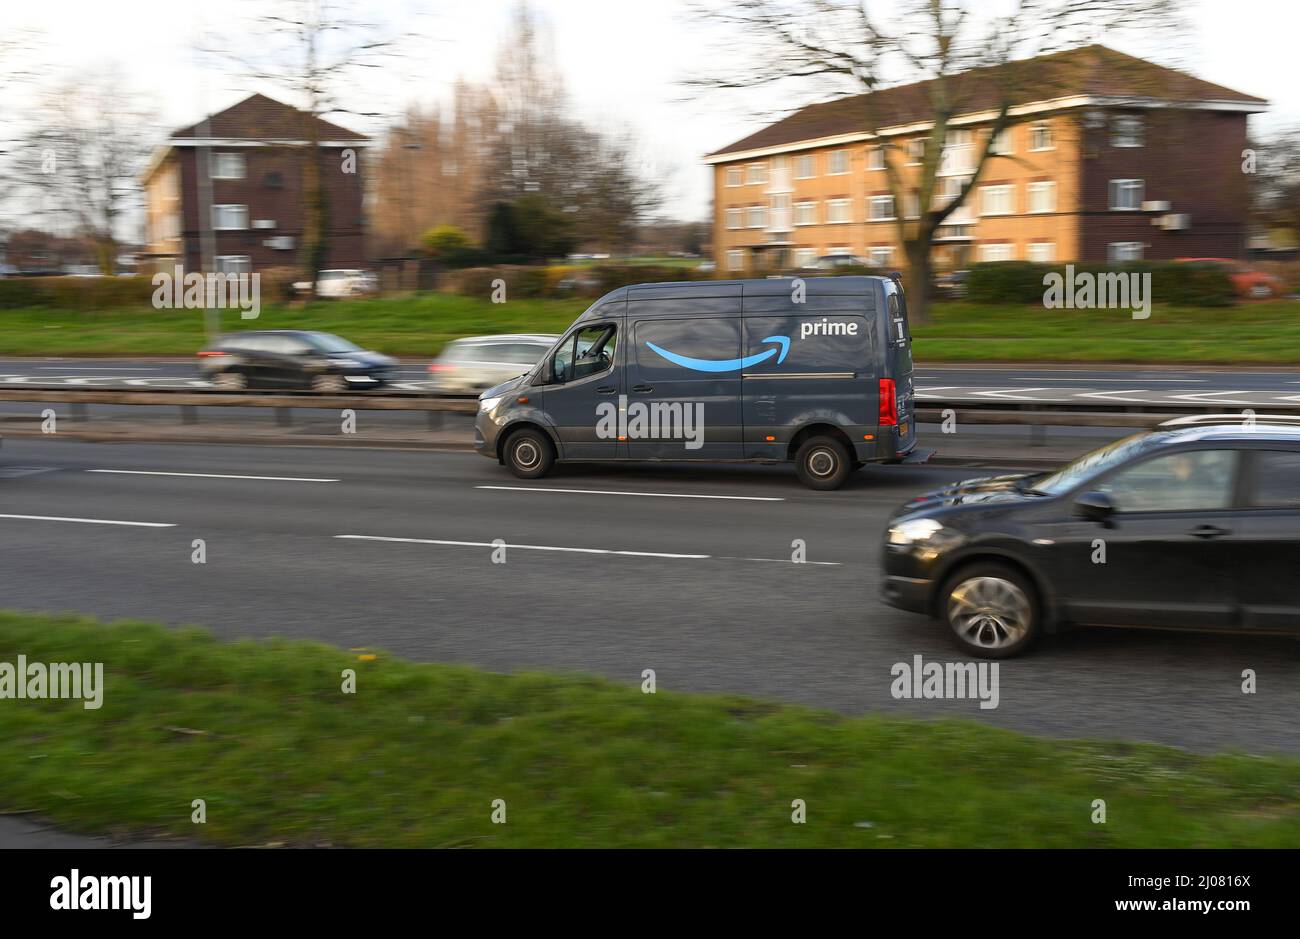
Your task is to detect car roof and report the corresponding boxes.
[449,334,558,345]
[1158,424,1300,445]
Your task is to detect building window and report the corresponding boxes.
[746,205,767,228]
[725,208,742,230]
[725,167,743,187]
[869,246,894,267]
[1108,241,1144,262]
[867,147,886,171]
[1111,115,1144,148]
[1029,122,1053,151]
[980,243,1015,262]
[211,204,248,230]
[827,150,849,175]
[1027,242,1055,263]
[794,248,817,268]
[794,201,817,226]
[905,137,928,165]
[794,154,816,179]
[903,191,921,220]
[211,152,246,180]
[770,193,791,230]
[988,128,1013,155]
[746,162,768,185]
[1108,178,1145,211]
[827,246,852,256]
[727,249,745,272]
[1027,181,1056,214]
[980,184,1014,216]
[215,255,251,274]
[868,194,896,221]
[826,198,852,224]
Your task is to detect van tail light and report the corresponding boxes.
[429,363,454,373]
[878,378,898,426]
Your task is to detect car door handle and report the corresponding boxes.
[631,384,654,394]
[594,385,618,395]
[1189,525,1229,540]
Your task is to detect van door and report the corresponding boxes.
[884,283,917,454]
[625,307,744,460]
[544,320,624,460]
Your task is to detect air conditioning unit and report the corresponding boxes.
[252,219,277,230]
[1158,214,1190,231]
[264,236,295,250]
[1141,200,1171,213]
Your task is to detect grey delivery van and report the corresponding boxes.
[473,275,929,490]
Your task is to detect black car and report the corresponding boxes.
[198,330,397,393]
[882,419,1300,657]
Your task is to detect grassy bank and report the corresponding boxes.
[1,611,1298,847]
[1,295,1298,363]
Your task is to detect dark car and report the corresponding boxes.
[882,418,1300,657]
[198,330,397,393]
[933,269,968,299]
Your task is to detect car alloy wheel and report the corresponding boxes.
[947,575,1031,652]
[215,371,248,391]
[312,374,348,394]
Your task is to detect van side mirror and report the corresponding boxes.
[1074,491,1115,523]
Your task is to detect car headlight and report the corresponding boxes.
[479,394,505,413]
[887,517,945,547]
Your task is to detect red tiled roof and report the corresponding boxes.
[708,45,1266,158]
[172,92,368,141]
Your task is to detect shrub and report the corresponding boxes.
[967,261,1236,307]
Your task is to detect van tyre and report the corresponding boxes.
[794,435,852,490]
[504,428,554,479]
[940,562,1040,659]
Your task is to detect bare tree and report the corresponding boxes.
[1249,127,1300,244]
[689,0,1182,321]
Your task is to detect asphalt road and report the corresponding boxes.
[1,436,1296,757]
[6,358,1300,407]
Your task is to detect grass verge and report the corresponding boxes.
[1,611,1298,847]
[2,295,1299,364]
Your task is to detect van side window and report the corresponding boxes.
[553,324,616,383]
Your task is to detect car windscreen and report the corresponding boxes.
[1030,432,1174,496]
[307,333,363,354]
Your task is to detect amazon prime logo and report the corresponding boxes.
[596,396,704,450]
[645,336,789,373]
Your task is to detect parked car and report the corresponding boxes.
[198,330,397,392]
[806,254,874,271]
[933,269,969,299]
[1174,258,1287,299]
[476,276,929,490]
[882,416,1300,657]
[429,335,559,395]
[292,269,378,298]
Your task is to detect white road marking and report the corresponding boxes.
[1006,377,1207,383]
[1169,391,1253,404]
[88,470,340,483]
[1074,389,1155,403]
[336,534,710,559]
[36,366,160,371]
[969,388,1053,400]
[0,513,175,528]
[475,485,784,502]
[721,556,843,566]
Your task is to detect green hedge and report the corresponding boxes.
[0,275,159,311]
[967,261,1236,307]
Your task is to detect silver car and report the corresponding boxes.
[429,334,559,395]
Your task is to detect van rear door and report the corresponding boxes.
[883,281,916,455]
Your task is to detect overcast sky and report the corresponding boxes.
[6,0,1296,223]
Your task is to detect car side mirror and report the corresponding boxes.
[1074,491,1115,523]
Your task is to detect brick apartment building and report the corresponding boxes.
[706,46,1267,274]
[140,93,370,275]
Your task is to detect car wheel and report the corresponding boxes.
[214,371,248,392]
[794,435,852,490]
[311,374,348,394]
[940,562,1040,659]
[503,428,554,479]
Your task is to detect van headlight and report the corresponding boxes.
[479,394,505,414]
[888,517,945,547]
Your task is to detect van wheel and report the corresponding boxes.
[940,562,1040,659]
[503,428,554,479]
[794,436,852,490]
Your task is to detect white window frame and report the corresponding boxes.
[793,201,817,226]
[868,246,894,267]
[1111,115,1145,148]
[794,154,816,179]
[903,191,921,220]
[1108,178,1145,211]
[1107,241,1144,262]
[1027,181,1056,214]
[905,137,928,166]
[725,208,742,231]
[746,162,768,186]
[211,152,246,180]
[826,198,852,224]
[793,247,817,268]
[746,205,767,229]
[725,167,743,187]
[1028,121,1053,152]
[980,243,1015,262]
[988,128,1013,156]
[980,184,1014,217]
[868,194,896,221]
[867,147,886,171]
[827,150,850,175]
[215,255,251,274]
[211,204,249,230]
[726,249,745,272]
[1026,242,1055,263]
